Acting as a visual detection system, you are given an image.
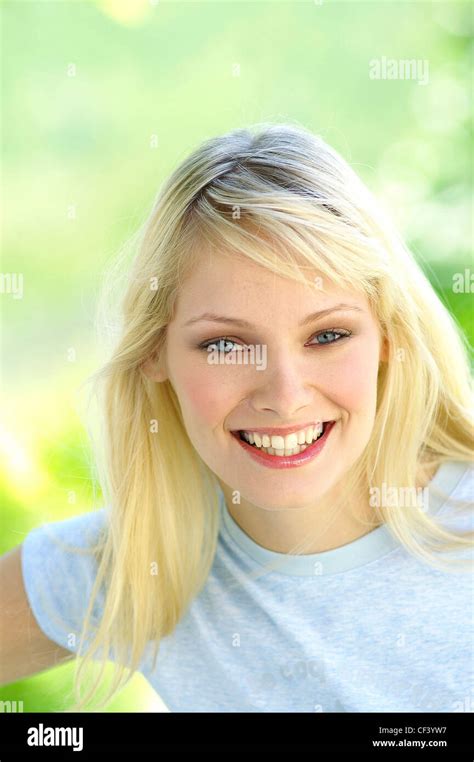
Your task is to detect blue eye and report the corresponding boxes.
[311,330,351,345]
[201,338,241,354]
[199,329,351,354]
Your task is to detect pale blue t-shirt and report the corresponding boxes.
[21,460,473,712]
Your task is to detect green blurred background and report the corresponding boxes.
[1,0,472,712]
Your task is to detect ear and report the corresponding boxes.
[141,353,168,382]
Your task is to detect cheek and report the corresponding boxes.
[320,343,379,413]
[175,370,231,427]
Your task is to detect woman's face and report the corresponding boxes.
[144,251,388,511]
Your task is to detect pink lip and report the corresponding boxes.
[231,420,336,469]
[231,420,328,437]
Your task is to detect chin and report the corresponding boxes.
[244,484,333,512]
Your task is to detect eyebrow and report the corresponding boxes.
[184,303,365,329]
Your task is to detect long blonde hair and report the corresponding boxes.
[61,122,472,711]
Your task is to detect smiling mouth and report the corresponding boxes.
[232,421,333,457]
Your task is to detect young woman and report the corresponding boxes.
[1,123,472,713]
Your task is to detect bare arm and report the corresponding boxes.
[0,543,75,686]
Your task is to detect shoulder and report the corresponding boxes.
[23,507,109,551]
[452,461,473,500]
[430,460,473,531]
[435,460,473,501]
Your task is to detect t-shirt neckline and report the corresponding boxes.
[218,461,468,577]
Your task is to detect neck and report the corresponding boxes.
[217,461,439,555]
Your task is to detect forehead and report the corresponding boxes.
[174,250,370,318]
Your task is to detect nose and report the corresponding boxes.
[248,352,322,420]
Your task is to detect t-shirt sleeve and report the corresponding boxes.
[20,508,109,655]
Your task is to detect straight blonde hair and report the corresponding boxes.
[58,123,472,712]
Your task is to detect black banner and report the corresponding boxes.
[0,711,472,757]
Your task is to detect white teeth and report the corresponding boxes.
[240,423,325,456]
[283,433,299,449]
[271,435,285,450]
